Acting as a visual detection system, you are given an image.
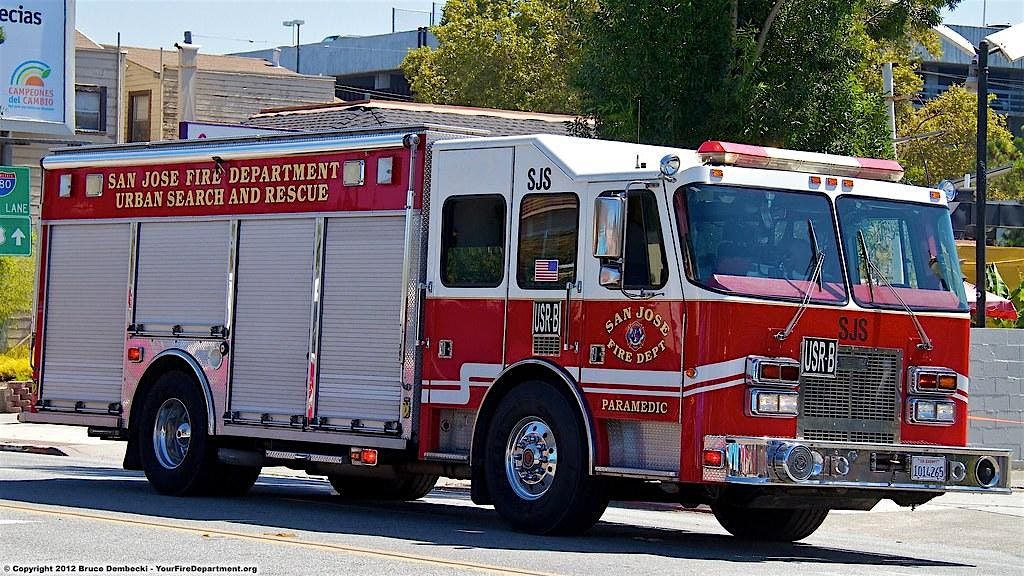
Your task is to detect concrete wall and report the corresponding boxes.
[969,328,1024,464]
[234,30,439,76]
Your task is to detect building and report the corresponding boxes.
[919,24,1024,136]
[117,42,337,142]
[233,29,438,101]
[244,99,584,137]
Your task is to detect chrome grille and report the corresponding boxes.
[799,346,901,444]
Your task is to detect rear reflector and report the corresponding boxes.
[127,347,144,363]
[697,140,905,182]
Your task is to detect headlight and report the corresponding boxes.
[908,398,956,425]
[749,389,799,417]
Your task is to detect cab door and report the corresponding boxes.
[504,147,586,378]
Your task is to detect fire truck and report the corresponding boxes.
[22,126,1011,541]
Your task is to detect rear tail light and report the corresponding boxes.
[909,366,958,394]
[127,347,144,363]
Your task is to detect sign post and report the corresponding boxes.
[0,166,31,256]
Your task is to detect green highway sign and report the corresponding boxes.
[0,166,31,257]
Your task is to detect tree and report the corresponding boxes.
[0,256,33,328]
[402,0,598,114]
[575,0,959,155]
[898,86,1022,198]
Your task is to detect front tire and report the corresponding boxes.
[484,381,607,535]
[712,502,829,541]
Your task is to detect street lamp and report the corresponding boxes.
[283,19,305,74]
[931,23,1024,326]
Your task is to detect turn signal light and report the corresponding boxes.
[703,449,724,468]
[127,347,144,363]
[351,447,378,466]
[909,367,958,394]
[750,357,801,385]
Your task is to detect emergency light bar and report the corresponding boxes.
[697,141,905,182]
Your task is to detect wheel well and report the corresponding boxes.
[124,354,210,470]
[469,361,595,475]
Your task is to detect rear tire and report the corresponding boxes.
[484,380,608,535]
[138,370,219,496]
[712,502,829,541]
[329,473,438,501]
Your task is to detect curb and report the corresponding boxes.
[0,443,68,457]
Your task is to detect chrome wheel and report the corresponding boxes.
[505,417,558,501]
[153,398,191,470]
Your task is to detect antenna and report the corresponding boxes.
[636,97,641,144]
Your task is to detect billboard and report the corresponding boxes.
[0,1,75,135]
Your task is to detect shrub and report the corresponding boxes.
[0,344,31,382]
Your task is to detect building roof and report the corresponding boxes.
[920,24,1024,69]
[112,45,306,76]
[246,100,584,137]
[75,30,103,50]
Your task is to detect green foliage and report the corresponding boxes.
[402,0,598,114]
[0,256,34,325]
[899,87,1023,198]
[445,246,505,286]
[0,345,31,382]
[987,266,1023,329]
[575,0,958,154]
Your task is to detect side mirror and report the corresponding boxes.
[599,263,622,288]
[594,196,625,259]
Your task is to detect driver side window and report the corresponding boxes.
[619,190,668,290]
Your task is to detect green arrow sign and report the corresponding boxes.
[0,166,31,257]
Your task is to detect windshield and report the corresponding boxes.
[836,196,968,312]
[674,184,846,303]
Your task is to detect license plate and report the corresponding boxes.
[911,455,947,482]
[801,337,838,378]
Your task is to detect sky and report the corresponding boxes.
[73,0,1024,56]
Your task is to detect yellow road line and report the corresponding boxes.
[0,501,556,576]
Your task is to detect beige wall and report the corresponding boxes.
[159,68,335,140]
[123,60,163,143]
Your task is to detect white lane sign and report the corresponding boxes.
[0,166,32,256]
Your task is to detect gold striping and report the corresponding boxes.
[0,501,557,576]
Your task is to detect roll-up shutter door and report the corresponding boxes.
[135,220,229,331]
[229,218,315,418]
[42,223,130,409]
[317,215,405,425]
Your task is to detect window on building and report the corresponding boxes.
[440,195,507,288]
[517,193,579,290]
[75,85,105,132]
[128,91,152,143]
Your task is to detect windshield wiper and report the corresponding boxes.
[775,220,825,341]
[856,230,934,351]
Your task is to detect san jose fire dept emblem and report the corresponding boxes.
[603,305,669,365]
[625,321,646,351]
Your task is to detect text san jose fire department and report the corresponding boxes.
[108,161,342,209]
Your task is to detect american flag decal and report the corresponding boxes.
[534,259,559,282]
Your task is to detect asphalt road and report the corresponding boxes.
[0,449,1021,576]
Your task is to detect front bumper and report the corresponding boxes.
[703,435,1012,494]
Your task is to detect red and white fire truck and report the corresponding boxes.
[22,126,1011,540]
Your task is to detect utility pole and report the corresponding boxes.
[883,62,897,159]
[975,40,989,327]
[283,20,305,74]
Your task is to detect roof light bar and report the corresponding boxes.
[697,141,905,182]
